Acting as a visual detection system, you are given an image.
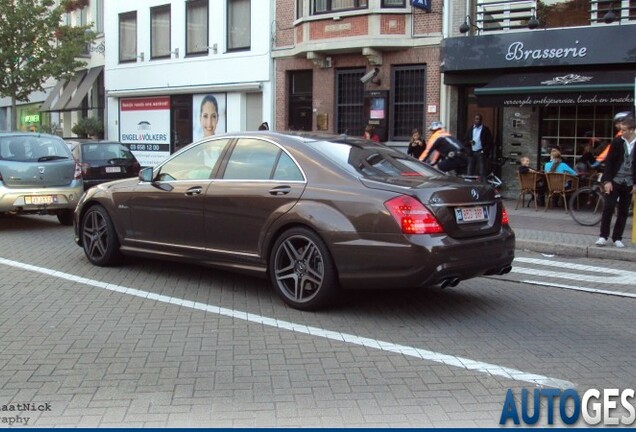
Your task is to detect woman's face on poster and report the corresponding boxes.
[200,101,218,137]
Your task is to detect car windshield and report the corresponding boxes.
[308,140,438,180]
[0,135,70,162]
[81,143,136,163]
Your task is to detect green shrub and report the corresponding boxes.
[71,117,104,138]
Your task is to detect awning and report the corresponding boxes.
[475,70,635,107]
[66,66,103,110]
[39,80,65,112]
[48,71,86,111]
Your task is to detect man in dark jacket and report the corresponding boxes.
[595,116,636,248]
[464,114,494,177]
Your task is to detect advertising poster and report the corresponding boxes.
[192,93,227,141]
[120,96,171,166]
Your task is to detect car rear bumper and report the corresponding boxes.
[0,183,84,214]
[328,226,516,289]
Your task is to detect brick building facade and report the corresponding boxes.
[272,1,445,147]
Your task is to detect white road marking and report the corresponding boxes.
[0,256,574,390]
[513,257,636,285]
[520,280,636,298]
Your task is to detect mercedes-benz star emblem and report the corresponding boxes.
[471,189,479,200]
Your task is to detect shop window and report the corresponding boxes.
[335,69,365,136]
[391,65,426,141]
[186,0,208,56]
[119,11,137,63]
[539,106,631,169]
[151,5,171,59]
[228,0,251,51]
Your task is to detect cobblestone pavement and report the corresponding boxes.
[0,214,635,427]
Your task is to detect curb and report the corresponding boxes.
[516,239,636,262]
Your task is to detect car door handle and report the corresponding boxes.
[269,185,291,196]
[185,186,203,196]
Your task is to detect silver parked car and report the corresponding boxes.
[0,132,84,225]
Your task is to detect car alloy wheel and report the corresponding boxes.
[81,205,121,266]
[270,227,337,310]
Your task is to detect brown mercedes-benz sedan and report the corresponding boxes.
[74,132,514,310]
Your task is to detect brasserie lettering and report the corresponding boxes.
[506,41,587,62]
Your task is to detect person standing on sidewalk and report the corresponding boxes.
[464,114,493,177]
[595,117,636,248]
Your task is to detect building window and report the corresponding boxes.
[540,106,631,168]
[477,0,635,31]
[590,0,636,23]
[382,0,406,7]
[288,71,313,131]
[228,0,251,51]
[335,69,366,136]
[95,0,104,33]
[151,5,171,59]
[119,11,137,63]
[186,0,208,55]
[314,0,368,14]
[391,65,426,141]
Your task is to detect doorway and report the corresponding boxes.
[171,95,193,153]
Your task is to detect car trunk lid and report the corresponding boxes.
[1,159,76,188]
[361,176,503,238]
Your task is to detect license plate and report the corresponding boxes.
[455,206,488,223]
[105,166,121,173]
[25,195,57,205]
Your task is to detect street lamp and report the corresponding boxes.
[528,14,540,29]
[603,8,617,23]
[459,16,481,34]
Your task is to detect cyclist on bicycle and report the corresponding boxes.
[419,122,468,175]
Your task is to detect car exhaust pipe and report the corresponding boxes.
[440,278,451,289]
[499,265,512,275]
[449,278,461,287]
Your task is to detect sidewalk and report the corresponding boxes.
[505,198,636,263]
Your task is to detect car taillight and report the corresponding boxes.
[501,205,510,225]
[384,195,444,234]
[79,162,90,176]
[75,161,85,179]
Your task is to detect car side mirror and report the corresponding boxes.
[139,167,154,182]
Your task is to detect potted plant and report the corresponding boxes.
[71,117,104,139]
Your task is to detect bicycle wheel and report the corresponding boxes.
[569,187,605,226]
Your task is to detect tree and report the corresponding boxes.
[0,0,95,131]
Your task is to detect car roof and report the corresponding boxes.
[209,130,385,149]
[0,132,62,139]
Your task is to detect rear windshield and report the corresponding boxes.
[308,140,438,180]
[80,143,136,163]
[0,135,70,162]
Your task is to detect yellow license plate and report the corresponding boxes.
[25,195,57,205]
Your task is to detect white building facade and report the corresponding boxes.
[105,0,273,166]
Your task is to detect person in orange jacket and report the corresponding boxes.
[596,111,632,164]
[418,121,450,164]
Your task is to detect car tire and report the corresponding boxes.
[269,227,338,311]
[80,205,122,266]
[57,209,74,226]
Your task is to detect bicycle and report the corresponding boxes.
[568,172,605,226]
[484,156,510,192]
